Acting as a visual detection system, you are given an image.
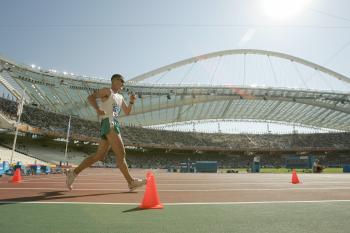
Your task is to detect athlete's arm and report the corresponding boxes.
[88,88,110,116]
[122,93,136,115]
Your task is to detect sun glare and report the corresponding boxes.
[262,0,311,20]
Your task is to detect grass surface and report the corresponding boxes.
[0,202,349,233]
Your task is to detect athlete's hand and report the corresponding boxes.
[96,109,105,116]
[130,93,137,102]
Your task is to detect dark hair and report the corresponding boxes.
[111,74,125,83]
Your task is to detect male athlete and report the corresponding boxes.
[65,74,146,191]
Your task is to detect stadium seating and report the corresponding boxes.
[1,96,350,168]
[0,145,48,165]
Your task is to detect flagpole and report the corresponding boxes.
[64,115,71,161]
[10,88,26,164]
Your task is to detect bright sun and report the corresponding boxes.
[261,0,311,20]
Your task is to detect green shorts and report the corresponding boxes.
[100,118,121,140]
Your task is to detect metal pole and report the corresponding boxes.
[10,88,26,164]
[64,115,71,160]
[10,120,20,165]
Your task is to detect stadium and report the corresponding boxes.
[1,49,350,169]
[1,1,350,233]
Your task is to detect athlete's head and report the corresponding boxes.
[111,74,125,90]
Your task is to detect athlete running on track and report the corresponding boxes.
[65,74,146,191]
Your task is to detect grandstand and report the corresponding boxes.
[0,145,47,165]
[1,94,350,169]
[0,132,91,166]
[1,95,350,152]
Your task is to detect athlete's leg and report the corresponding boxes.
[73,139,110,175]
[66,139,110,190]
[105,130,133,184]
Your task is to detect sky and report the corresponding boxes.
[1,0,350,80]
[1,0,350,133]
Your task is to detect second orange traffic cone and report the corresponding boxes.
[291,169,300,184]
[12,168,22,183]
[139,171,163,209]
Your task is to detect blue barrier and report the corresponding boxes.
[3,161,10,172]
[41,165,51,174]
[343,165,350,173]
[180,163,187,173]
[286,156,315,169]
[195,161,217,173]
[30,165,41,175]
[0,163,3,176]
[13,161,25,172]
[252,162,260,173]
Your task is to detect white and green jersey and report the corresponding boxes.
[100,89,124,126]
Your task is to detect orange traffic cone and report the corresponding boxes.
[291,169,300,184]
[12,168,22,183]
[139,171,163,209]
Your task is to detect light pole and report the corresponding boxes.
[10,88,26,165]
[64,115,72,161]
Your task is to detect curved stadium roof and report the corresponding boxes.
[0,49,349,131]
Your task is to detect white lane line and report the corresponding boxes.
[1,200,350,205]
[2,187,350,191]
[17,181,350,185]
[20,178,350,183]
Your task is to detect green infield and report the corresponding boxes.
[0,201,349,233]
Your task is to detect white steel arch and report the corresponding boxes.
[129,49,350,85]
